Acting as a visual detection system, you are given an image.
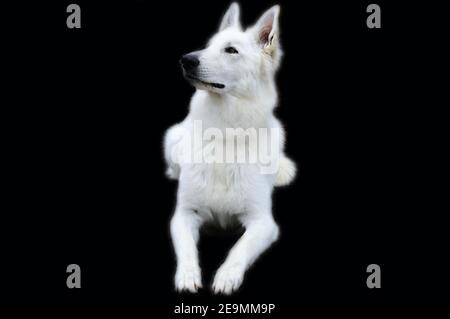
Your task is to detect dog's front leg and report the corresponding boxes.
[212,212,279,294]
[170,206,203,293]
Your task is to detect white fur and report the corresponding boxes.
[164,3,296,294]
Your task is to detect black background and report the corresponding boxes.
[2,0,448,314]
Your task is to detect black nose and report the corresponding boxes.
[180,54,200,71]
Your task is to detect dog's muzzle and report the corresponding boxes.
[180,53,226,89]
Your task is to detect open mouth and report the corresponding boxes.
[185,75,225,89]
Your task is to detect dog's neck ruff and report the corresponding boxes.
[195,90,277,129]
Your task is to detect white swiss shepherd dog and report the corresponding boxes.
[164,2,296,294]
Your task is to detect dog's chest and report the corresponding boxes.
[179,112,273,213]
[190,131,259,189]
[199,162,248,194]
[185,161,253,213]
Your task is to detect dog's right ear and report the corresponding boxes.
[219,2,241,31]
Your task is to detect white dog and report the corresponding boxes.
[164,2,296,294]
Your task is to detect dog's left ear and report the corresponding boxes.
[219,2,241,31]
[251,5,280,55]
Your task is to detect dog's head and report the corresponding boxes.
[180,2,282,96]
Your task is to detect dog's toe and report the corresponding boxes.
[212,264,244,295]
[175,265,202,293]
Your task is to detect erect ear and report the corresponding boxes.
[252,5,280,53]
[219,2,241,31]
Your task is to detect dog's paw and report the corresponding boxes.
[212,263,245,295]
[274,156,296,186]
[175,264,202,293]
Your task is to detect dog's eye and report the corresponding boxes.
[224,46,239,54]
